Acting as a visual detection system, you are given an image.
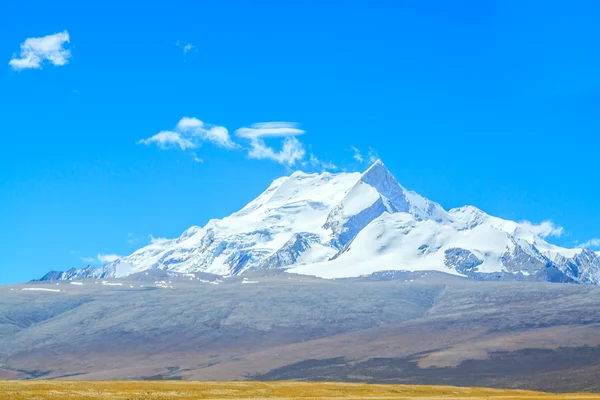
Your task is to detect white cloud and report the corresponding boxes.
[309,153,337,171]
[579,238,600,249]
[235,122,305,139]
[175,117,237,149]
[137,130,196,150]
[247,136,306,166]
[204,126,237,149]
[141,119,329,169]
[176,117,204,131]
[520,220,565,239]
[82,253,122,264]
[350,146,379,165]
[351,146,364,163]
[138,117,237,160]
[176,117,202,131]
[235,122,309,166]
[9,30,71,70]
[150,235,170,245]
[367,147,379,164]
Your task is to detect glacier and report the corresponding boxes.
[39,160,600,285]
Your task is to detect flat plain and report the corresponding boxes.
[0,381,597,399]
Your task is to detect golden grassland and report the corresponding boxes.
[0,381,598,399]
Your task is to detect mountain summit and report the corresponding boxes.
[41,160,600,284]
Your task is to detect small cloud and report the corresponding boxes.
[351,146,364,163]
[138,117,237,161]
[247,136,305,166]
[82,253,122,264]
[235,122,305,139]
[236,122,307,166]
[9,30,71,71]
[177,117,237,149]
[520,220,565,239]
[176,41,197,54]
[367,148,379,164]
[150,235,169,245]
[578,238,600,249]
[350,146,378,164]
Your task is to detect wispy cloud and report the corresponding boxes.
[367,148,379,164]
[9,30,71,70]
[176,41,196,54]
[520,220,565,239]
[351,146,364,163]
[578,238,600,249]
[138,117,237,160]
[138,130,196,150]
[350,146,379,165]
[308,153,337,171]
[236,122,305,139]
[191,153,203,163]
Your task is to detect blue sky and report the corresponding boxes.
[1,0,599,283]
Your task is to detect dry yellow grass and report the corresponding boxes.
[0,381,597,399]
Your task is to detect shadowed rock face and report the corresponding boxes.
[444,248,483,274]
[3,272,600,392]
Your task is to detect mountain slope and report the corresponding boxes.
[39,160,600,284]
[5,274,600,392]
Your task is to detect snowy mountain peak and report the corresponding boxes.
[362,158,385,173]
[181,225,202,238]
[359,159,393,186]
[450,205,486,215]
[40,162,600,286]
[359,159,410,211]
[449,205,490,229]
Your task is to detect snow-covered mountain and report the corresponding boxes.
[40,160,600,284]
